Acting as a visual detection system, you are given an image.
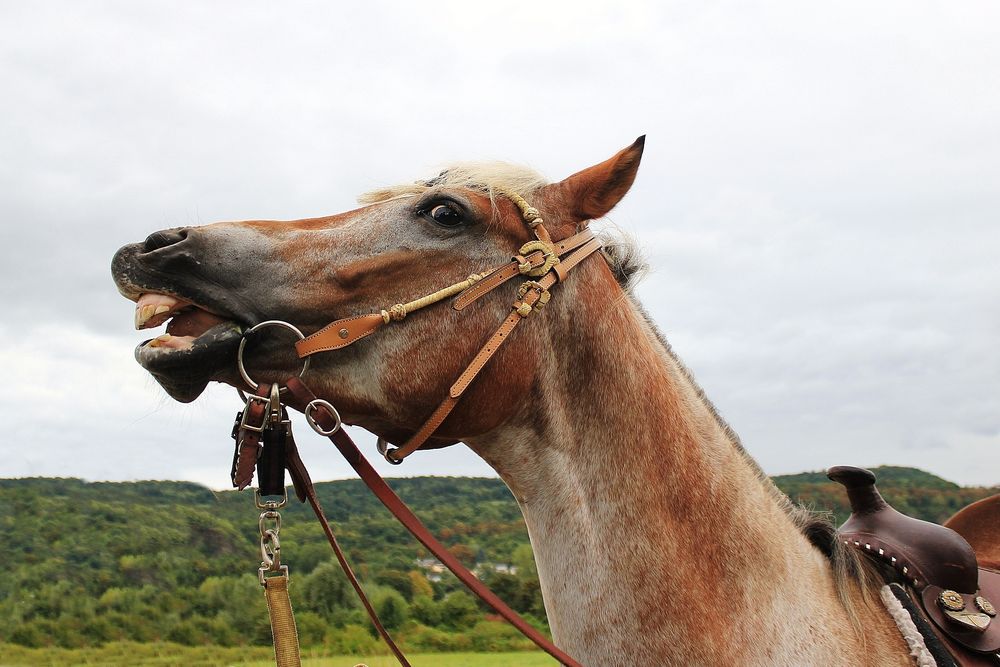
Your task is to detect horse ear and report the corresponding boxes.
[543,136,645,224]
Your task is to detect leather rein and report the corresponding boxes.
[230,192,598,667]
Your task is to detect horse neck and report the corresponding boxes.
[468,264,907,665]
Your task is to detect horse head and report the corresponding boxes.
[112,138,644,451]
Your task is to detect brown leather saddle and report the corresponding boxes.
[829,466,1000,667]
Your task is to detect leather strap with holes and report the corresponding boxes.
[231,383,270,489]
[295,229,595,357]
[293,228,601,464]
[386,235,603,462]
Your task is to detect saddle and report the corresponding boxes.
[829,466,1000,667]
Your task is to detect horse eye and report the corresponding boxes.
[428,203,463,227]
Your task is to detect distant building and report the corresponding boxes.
[415,557,447,582]
[416,557,518,582]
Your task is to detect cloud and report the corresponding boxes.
[2,322,496,486]
[1,1,997,485]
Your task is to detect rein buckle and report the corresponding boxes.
[238,394,271,434]
[515,281,551,317]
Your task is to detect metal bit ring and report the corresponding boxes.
[237,320,310,393]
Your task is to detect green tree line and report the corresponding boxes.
[2,468,995,651]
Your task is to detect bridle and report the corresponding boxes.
[230,188,599,667]
[295,187,599,463]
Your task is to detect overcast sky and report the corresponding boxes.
[2,1,998,488]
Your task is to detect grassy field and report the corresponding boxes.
[0,643,557,667]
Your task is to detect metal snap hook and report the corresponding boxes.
[260,528,280,569]
[237,320,311,393]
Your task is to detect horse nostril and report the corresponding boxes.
[143,228,189,252]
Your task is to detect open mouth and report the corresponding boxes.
[131,292,243,402]
[135,293,230,348]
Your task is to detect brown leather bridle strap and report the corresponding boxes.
[295,436,412,667]
[294,228,597,357]
[386,235,603,462]
[451,228,597,311]
[232,383,271,489]
[295,313,386,356]
[283,377,582,667]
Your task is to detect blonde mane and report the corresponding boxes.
[359,161,551,207]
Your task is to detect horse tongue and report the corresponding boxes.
[165,308,227,337]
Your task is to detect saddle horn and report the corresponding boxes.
[828,465,979,594]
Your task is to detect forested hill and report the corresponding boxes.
[775,465,995,521]
[2,468,995,650]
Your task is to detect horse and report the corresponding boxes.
[947,496,1000,570]
[113,138,933,665]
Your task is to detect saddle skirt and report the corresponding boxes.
[828,466,1000,666]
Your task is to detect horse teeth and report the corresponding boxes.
[134,306,150,329]
[148,334,171,348]
[134,294,187,329]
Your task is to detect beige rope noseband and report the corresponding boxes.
[379,272,488,323]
